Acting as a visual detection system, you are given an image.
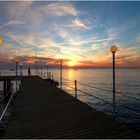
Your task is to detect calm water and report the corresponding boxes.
[0,68,140,131]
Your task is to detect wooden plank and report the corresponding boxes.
[1,76,140,139]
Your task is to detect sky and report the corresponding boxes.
[0,1,140,68]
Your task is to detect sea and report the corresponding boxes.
[0,68,140,132]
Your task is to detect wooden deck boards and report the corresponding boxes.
[1,76,140,138]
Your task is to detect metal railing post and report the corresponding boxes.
[74,80,77,98]
[112,52,116,119]
[60,60,62,90]
[41,63,43,78]
[46,64,48,79]
[15,61,18,93]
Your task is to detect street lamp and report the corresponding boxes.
[60,59,63,90]
[110,45,118,113]
[15,61,18,93]
[46,63,49,79]
[0,36,3,76]
[19,63,23,77]
[35,47,38,76]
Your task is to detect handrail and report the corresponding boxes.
[62,83,75,90]
[57,78,140,114]
[0,84,14,122]
[115,91,140,101]
[60,77,140,102]
[77,89,113,105]
[78,81,140,102]
[62,82,140,116]
[77,81,112,92]
[0,84,13,104]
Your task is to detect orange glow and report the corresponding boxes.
[110,45,118,53]
[67,61,75,67]
[0,36,3,46]
[66,56,82,67]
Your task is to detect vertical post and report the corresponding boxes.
[47,63,48,79]
[113,52,115,107]
[19,63,22,78]
[60,60,62,90]
[41,63,42,78]
[16,61,18,93]
[21,64,23,77]
[3,80,7,96]
[74,80,77,98]
[20,63,23,85]
[110,45,117,118]
[112,52,116,119]
[7,79,11,93]
[35,47,38,76]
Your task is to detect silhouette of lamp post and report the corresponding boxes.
[15,61,18,93]
[110,45,118,110]
[60,59,63,90]
[0,36,3,76]
[46,63,49,79]
[0,36,2,46]
[19,63,23,77]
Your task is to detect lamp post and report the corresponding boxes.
[46,63,49,79]
[110,45,118,115]
[0,36,3,76]
[35,47,38,76]
[19,63,23,77]
[15,61,18,93]
[60,59,63,90]
[41,63,43,78]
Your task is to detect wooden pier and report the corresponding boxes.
[1,76,140,138]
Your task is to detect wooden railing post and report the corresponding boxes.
[74,80,77,98]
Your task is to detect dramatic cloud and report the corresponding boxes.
[0,1,140,68]
[0,20,25,29]
[40,2,78,16]
[6,1,33,19]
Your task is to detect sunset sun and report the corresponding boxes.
[67,61,75,67]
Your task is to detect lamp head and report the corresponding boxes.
[110,45,118,53]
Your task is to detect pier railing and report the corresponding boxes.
[38,72,140,123]
[0,83,14,124]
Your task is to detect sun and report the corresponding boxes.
[66,56,82,67]
[67,61,75,67]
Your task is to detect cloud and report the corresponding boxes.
[136,35,140,43]
[40,2,78,17]
[107,18,138,39]
[57,18,88,29]
[72,18,87,29]
[0,20,25,29]
[6,1,33,19]
[56,37,117,46]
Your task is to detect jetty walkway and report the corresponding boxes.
[1,76,140,138]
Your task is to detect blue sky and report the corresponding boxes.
[0,1,140,68]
